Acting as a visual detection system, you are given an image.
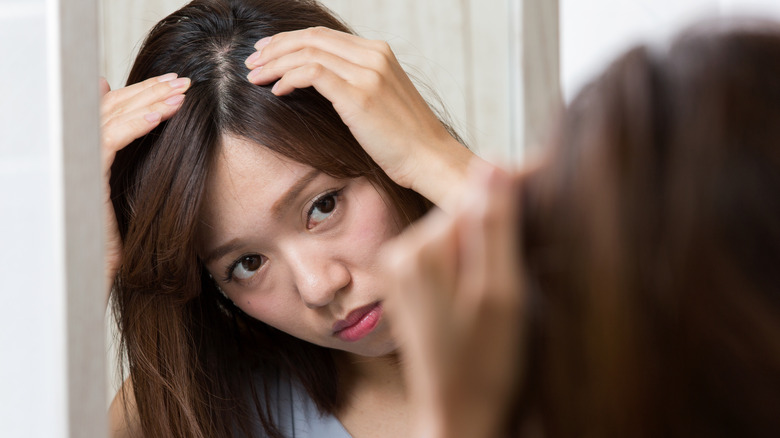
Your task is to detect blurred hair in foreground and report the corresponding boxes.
[517,17,780,437]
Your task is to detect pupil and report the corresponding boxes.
[317,196,335,213]
[241,256,261,271]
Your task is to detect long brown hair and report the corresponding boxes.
[519,19,780,437]
[109,1,439,436]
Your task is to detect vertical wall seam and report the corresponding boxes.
[460,0,476,144]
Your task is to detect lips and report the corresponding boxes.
[332,302,382,342]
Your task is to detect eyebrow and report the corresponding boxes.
[201,169,321,266]
[270,168,320,219]
[201,237,243,266]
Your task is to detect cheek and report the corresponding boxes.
[349,196,401,251]
[232,291,296,329]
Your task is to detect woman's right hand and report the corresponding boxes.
[100,73,190,300]
[244,27,478,212]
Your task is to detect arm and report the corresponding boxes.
[382,161,526,438]
[245,27,482,212]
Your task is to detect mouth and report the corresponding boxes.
[332,302,383,342]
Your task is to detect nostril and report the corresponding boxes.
[297,265,351,309]
[303,300,323,310]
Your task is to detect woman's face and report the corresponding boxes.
[198,136,402,358]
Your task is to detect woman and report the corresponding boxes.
[103,0,476,436]
[380,18,780,438]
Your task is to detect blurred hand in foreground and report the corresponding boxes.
[383,160,526,438]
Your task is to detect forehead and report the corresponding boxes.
[200,136,312,222]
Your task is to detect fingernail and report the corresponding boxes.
[254,36,272,51]
[157,72,178,82]
[271,81,281,95]
[145,112,162,123]
[247,67,262,82]
[164,94,185,105]
[245,51,261,67]
[169,77,190,89]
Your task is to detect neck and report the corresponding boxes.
[333,351,412,436]
[336,351,406,394]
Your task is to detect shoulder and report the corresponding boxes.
[251,370,352,438]
[109,378,141,438]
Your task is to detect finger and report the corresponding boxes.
[265,61,365,103]
[101,93,186,159]
[255,49,410,134]
[101,73,180,115]
[116,72,179,100]
[102,77,190,123]
[247,26,387,70]
[247,45,366,86]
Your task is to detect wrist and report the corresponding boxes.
[409,134,477,213]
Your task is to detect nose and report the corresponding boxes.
[285,244,351,309]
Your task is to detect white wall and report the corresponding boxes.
[561,0,780,101]
[722,0,780,17]
[561,0,716,100]
[1,1,67,435]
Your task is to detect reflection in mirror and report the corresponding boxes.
[99,1,560,437]
[99,1,520,437]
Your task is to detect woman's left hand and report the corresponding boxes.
[245,27,475,212]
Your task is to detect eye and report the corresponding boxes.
[307,190,341,229]
[227,254,265,281]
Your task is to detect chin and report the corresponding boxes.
[340,334,398,358]
[357,341,398,358]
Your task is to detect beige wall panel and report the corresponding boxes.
[522,0,562,154]
[464,0,513,162]
[100,0,187,87]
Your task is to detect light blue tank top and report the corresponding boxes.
[251,371,352,438]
